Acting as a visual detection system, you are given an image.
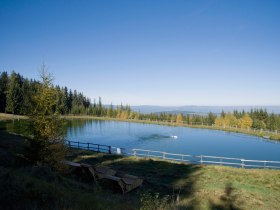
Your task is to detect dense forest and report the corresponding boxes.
[0,71,280,132]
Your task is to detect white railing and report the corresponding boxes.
[66,140,280,170]
[127,149,280,169]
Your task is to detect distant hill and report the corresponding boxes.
[130,105,280,115]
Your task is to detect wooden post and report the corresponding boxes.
[200,155,203,164]
[109,146,112,154]
[163,152,166,159]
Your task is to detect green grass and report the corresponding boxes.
[67,150,280,210]
[1,120,280,209]
[0,113,28,121]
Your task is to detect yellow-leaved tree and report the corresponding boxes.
[240,113,253,129]
[26,64,67,172]
[176,113,183,125]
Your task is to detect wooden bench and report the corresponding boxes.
[65,161,143,193]
[104,174,143,194]
[65,161,116,182]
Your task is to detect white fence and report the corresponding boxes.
[66,140,280,170]
[127,149,280,169]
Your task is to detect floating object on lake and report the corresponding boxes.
[170,135,178,139]
[139,134,178,140]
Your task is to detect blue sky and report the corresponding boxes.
[0,0,280,106]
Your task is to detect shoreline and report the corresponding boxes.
[1,113,279,141]
[63,115,280,141]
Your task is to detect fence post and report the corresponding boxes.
[109,146,112,154]
[200,155,203,164]
[264,161,267,169]
[98,144,100,152]
[241,159,244,168]
[163,152,166,159]
[133,150,136,156]
[220,158,222,165]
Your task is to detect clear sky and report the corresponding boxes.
[0,0,280,106]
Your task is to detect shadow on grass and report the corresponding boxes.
[209,183,242,210]
[69,149,203,208]
[0,128,202,209]
[66,148,125,165]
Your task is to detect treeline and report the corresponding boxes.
[0,71,132,117]
[214,110,280,131]
[1,71,280,132]
[141,109,280,131]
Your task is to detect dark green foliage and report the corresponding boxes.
[252,119,266,130]
[207,112,216,125]
[5,71,23,114]
[0,71,8,112]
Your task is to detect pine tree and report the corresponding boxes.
[27,65,66,171]
[0,71,8,112]
[67,89,73,113]
[5,71,23,114]
[207,112,216,125]
[20,78,34,115]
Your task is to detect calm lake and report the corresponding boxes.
[67,119,280,161]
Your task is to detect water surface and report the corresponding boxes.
[67,119,280,161]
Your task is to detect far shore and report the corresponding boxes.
[0,113,28,121]
[63,115,280,141]
[1,113,279,141]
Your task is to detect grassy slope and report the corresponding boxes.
[0,113,28,121]
[0,128,280,209]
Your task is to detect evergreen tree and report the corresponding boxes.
[5,71,23,114]
[27,66,66,171]
[0,71,8,112]
[20,78,34,115]
[67,89,73,112]
[207,112,216,125]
